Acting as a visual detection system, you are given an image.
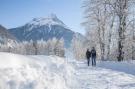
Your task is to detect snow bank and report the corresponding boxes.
[0,52,74,89]
[97,61,135,75]
[75,60,135,75]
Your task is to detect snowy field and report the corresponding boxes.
[0,52,135,89]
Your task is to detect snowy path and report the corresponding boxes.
[70,61,135,89]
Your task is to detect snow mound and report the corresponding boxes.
[0,52,74,89]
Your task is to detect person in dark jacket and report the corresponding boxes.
[86,49,91,66]
[91,47,96,66]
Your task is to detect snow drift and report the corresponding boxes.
[97,61,135,75]
[0,52,74,89]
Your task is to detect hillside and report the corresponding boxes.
[0,25,16,44]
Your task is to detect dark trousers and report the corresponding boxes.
[92,57,96,66]
[87,58,90,66]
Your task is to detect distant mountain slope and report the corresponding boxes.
[9,14,76,47]
[73,32,87,42]
[0,25,16,44]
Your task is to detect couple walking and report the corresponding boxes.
[86,47,96,66]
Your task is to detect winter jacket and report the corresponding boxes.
[86,50,91,59]
[91,49,96,58]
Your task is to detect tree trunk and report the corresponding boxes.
[107,32,111,60]
[33,41,38,55]
[117,0,127,61]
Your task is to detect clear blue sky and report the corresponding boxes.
[0,0,85,34]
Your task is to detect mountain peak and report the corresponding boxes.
[27,14,66,28]
[48,13,58,19]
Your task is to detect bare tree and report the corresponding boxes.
[107,12,115,60]
[83,0,112,60]
[107,0,135,61]
[83,0,135,61]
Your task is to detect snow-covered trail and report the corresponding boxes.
[70,61,135,89]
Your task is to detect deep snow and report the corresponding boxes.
[0,52,135,89]
[0,52,74,89]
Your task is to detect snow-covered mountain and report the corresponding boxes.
[0,25,16,45]
[9,14,77,47]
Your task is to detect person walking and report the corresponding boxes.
[91,47,96,66]
[86,49,91,66]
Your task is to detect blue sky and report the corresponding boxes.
[0,0,85,34]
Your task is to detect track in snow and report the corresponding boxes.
[70,61,135,89]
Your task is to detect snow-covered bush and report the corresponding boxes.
[0,38,65,57]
